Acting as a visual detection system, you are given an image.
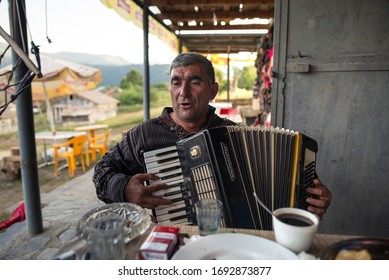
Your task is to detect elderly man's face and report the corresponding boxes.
[169,63,218,126]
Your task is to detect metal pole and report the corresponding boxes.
[227,54,230,102]
[143,1,150,120]
[178,38,183,53]
[9,0,43,235]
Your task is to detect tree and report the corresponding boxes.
[118,68,164,105]
[120,69,143,89]
[237,66,257,90]
[214,67,228,92]
[118,84,143,105]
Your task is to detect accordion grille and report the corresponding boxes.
[190,163,227,227]
[190,163,217,199]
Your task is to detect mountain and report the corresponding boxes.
[54,52,170,85]
[0,45,170,86]
[96,64,170,86]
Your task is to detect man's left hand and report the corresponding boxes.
[305,178,332,219]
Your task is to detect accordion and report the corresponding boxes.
[142,125,318,230]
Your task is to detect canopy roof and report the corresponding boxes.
[135,0,274,54]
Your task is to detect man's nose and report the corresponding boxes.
[179,81,190,97]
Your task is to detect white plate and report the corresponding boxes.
[172,233,299,260]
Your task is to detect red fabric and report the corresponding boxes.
[265,112,271,127]
[0,202,26,230]
[219,108,238,115]
[266,47,274,87]
[260,47,274,90]
[252,117,260,126]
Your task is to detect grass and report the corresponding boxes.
[0,90,170,218]
[0,88,252,220]
[217,87,253,100]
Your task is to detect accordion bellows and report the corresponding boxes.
[143,125,318,230]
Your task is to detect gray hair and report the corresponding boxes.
[169,52,216,85]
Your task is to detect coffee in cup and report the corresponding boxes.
[272,207,319,253]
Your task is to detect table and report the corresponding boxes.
[55,223,361,260]
[124,225,359,260]
[74,124,108,139]
[35,131,86,167]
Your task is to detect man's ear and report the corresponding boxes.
[210,82,219,100]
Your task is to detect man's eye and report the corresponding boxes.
[190,80,201,86]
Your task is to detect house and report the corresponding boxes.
[51,90,119,126]
[96,86,121,98]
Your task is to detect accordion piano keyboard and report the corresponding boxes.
[143,146,194,225]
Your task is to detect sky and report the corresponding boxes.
[0,0,177,64]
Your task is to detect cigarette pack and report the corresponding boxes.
[138,226,180,260]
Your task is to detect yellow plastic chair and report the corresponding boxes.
[53,134,89,177]
[89,129,111,162]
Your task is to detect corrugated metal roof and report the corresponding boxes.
[76,90,119,105]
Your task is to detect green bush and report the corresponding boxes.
[214,67,228,92]
[118,85,162,106]
[152,82,169,91]
[120,69,143,89]
[118,85,143,105]
[237,66,257,90]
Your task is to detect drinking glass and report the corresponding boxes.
[195,199,223,236]
[89,214,125,260]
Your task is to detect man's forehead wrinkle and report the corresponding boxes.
[171,73,202,81]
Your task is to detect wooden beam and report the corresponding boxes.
[171,23,270,31]
[160,10,274,21]
[148,0,274,6]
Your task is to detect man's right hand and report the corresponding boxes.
[123,173,172,209]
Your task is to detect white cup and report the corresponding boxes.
[272,207,319,253]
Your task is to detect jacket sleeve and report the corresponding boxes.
[92,130,144,204]
[92,116,178,204]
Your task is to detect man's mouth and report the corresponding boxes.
[179,101,192,109]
